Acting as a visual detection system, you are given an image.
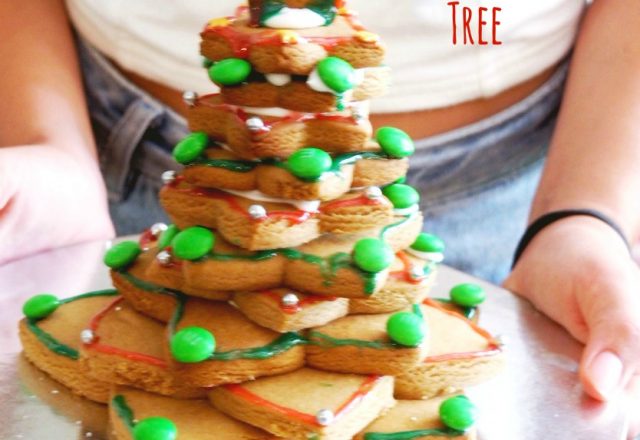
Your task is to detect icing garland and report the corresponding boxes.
[249,0,341,28]
[112,395,178,440]
[364,428,465,440]
[23,289,119,360]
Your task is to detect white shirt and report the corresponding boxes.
[65,0,585,113]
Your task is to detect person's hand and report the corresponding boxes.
[504,216,640,438]
[0,144,114,265]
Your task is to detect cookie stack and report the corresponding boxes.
[18,2,504,439]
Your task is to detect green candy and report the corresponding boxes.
[171,227,215,261]
[173,132,208,164]
[103,241,141,269]
[158,225,180,250]
[411,233,445,253]
[317,57,356,94]
[382,184,420,209]
[23,294,60,320]
[208,58,252,86]
[386,311,427,347]
[376,127,415,158]
[394,175,407,184]
[439,396,478,431]
[287,148,332,180]
[133,417,178,440]
[352,238,394,273]
[170,327,216,363]
[450,283,486,307]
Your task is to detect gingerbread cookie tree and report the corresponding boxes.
[19,2,504,439]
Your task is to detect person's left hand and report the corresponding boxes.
[504,216,640,438]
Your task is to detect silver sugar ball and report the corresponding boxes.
[410,266,425,280]
[248,204,267,219]
[150,223,168,237]
[281,293,300,307]
[495,334,507,347]
[365,186,383,199]
[80,329,95,344]
[182,90,198,107]
[246,116,266,132]
[156,250,172,266]
[316,409,334,426]
[162,170,177,184]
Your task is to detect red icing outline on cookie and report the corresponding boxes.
[167,176,315,224]
[421,298,502,363]
[390,251,428,285]
[84,297,169,369]
[224,374,381,427]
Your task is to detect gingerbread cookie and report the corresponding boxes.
[177,147,408,202]
[201,7,384,76]
[80,294,305,392]
[110,211,422,299]
[306,305,430,375]
[209,368,395,440]
[187,94,373,159]
[18,290,117,403]
[111,386,274,440]
[357,396,478,440]
[214,66,391,113]
[395,299,504,400]
[160,177,397,250]
[233,289,350,332]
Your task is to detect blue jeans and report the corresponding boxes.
[79,39,567,283]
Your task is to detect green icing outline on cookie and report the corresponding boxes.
[364,428,465,440]
[111,394,136,433]
[25,289,119,360]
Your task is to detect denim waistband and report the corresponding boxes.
[79,37,566,205]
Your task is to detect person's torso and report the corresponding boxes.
[65,0,585,113]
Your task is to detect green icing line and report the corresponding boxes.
[208,250,279,261]
[208,332,307,361]
[190,157,258,173]
[26,289,119,360]
[309,331,399,350]
[117,271,185,298]
[379,213,417,240]
[434,298,477,321]
[112,395,136,432]
[364,428,465,440]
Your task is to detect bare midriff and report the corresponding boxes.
[116,61,558,141]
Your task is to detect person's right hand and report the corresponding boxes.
[0,144,114,265]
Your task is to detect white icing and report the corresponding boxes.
[264,7,327,29]
[265,73,292,87]
[222,189,321,212]
[307,68,334,94]
[239,106,298,118]
[393,204,420,216]
[407,248,445,263]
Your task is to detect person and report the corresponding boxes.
[0,0,638,433]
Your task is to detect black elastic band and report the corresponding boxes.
[512,209,630,268]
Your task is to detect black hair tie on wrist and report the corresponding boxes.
[512,209,631,269]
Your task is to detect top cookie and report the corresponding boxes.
[201,6,385,75]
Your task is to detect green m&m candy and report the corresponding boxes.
[170,326,216,363]
[386,311,427,347]
[287,147,332,180]
[317,57,356,94]
[104,241,141,269]
[450,283,486,307]
[158,224,180,250]
[394,175,407,184]
[133,417,178,440]
[173,132,208,164]
[439,395,478,431]
[352,238,394,273]
[411,233,445,254]
[208,58,252,86]
[23,294,60,320]
[376,127,415,158]
[171,227,215,261]
[382,184,420,209]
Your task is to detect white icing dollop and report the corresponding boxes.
[265,73,292,87]
[407,248,445,263]
[307,67,334,94]
[393,204,420,216]
[264,7,327,29]
[222,189,321,212]
[240,106,298,118]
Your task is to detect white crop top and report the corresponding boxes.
[65,0,585,113]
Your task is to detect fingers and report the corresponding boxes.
[579,263,640,401]
[627,375,640,439]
